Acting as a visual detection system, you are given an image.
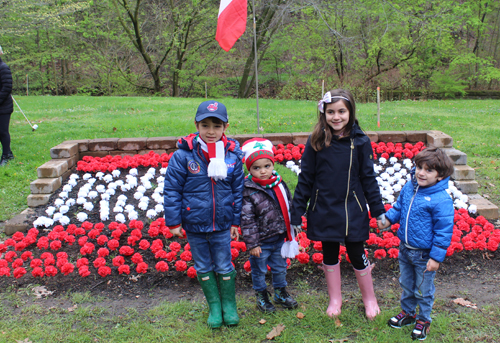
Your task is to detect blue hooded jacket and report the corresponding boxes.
[163,133,245,233]
[385,168,454,262]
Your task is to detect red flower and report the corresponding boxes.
[127,235,140,246]
[112,256,125,267]
[136,262,148,274]
[32,267,44,278]
[155,261,169,272]
[21,251,33,261]
[0,244,6,254]
[187,266,197,278]
[131,229,142,239]
[12,258,24,269]
[312,253,323,264]
[93,257,106,268]
[231,248,239,260]
[374,249,387,259]
[313,241,323,251]
[111,230,122,240]
[78,236,88,246]
[244,260,251,272]
[0,267,10,276]
[166,251,177,262]
[97,235,108,246]
[37,237,49,250]
[64,235,75,245]
[98,248,110,257]
[80,242,95,255]
[388,248,399,259]
[76,258,89,268]
[131,253,144,264]
[118,264,130,275]
[56,258,68,269]
[296,252,310,264]
[0,260,7,268]
[180,251,193,262]
[61,262,75,276]
[169,242,181,252]
[82,221,93,231]
[88,229,99,240]
[487,240,498,252]
[148,226,159,237]
[13,267,27,279]
[5,251,17,262]
[40,252,53,260]
[30,259,42,268]
[108,239,119,251]
[78,266,90,277]
[139,240,151,250]
[75,227,86,236]
[45,265,58,277]
[98,266,112,277]
[184,243,191,251]
[175,260,187,272]
[49,240,62,251]
[155,250,167,259]
[119,246,134,256]
[12,232,24,242]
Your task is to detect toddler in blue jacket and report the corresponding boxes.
[378,146,455,341]
[163,100,244,328]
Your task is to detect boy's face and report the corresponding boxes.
[249,158,274,180]
[415,163,442,187]
[195,118,227,144]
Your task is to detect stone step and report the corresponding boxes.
[452,165,475,180]
[4,208,35,235]
[469,195,500,220]
[442,148,467,165]
[454,180,479,194]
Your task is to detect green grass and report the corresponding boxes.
[0,290,498,342]
[1,96,499,221]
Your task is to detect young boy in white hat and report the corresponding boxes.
[240,138,298,313]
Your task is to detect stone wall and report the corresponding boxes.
[5,130,498,235]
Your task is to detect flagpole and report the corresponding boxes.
[252,0,260,134]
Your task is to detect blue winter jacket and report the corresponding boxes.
[385,168,454,262]
[163,134,245,233]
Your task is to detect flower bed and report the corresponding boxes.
[0,143,498,280]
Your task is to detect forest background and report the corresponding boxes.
[1,0,500,101]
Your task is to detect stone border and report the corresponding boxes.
[4,131,498,235]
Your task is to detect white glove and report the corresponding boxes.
[377,214,386,226]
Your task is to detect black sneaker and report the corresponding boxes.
[4,152,14,160]
[388,310,416,328]
[411,320,430,341]
[274,287,298,309]
[256,290,276,313]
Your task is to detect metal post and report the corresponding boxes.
[252,0,260,134]
[377,86,381,128]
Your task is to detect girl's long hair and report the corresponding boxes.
[310,89,357,151]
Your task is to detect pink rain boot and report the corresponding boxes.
[323,262,342,317]
[354,264,380,320]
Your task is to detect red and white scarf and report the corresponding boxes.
[197,135,228,181]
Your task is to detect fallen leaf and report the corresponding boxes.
[266,324,285,340]
[32,286,54,298]
[67,304,78,312]
[335,317,342,327]
[329,339,348,343]
[452,298,477,309]
[487,183,495,188]
[259,319,267,325]
[296,312,305,319]
[16,339,32,343]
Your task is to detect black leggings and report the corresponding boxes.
[322,241,369,270]
[0,114,11,157]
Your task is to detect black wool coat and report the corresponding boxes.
[290,124,385,243]
[0,58,13,115]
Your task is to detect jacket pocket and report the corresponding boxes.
[353,191,364,212]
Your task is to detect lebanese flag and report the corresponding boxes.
[216,0,247,52]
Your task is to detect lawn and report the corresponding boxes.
[1,96,498,222]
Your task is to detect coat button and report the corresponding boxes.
[186,207,190,211]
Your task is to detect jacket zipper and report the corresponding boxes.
[197,146,217,232]
[312,189,319,211]
[405,185,419,244]
[345,139,354,236]
[353,191,363,212]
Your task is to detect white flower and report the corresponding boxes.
[83,173,92,180]
[156,176,165,184]
[459,194,468,203]
[147,167,156,176]
[113,206,124,213]
[101,193,111,201]
[108,182,118,190]
[373,165,383,174]
[77,197,87,205]
[393,184,402,193]
[137,185,146,194]
[59,215,70,225]
[398,179,407,186]
[83,202,94,211]
[54,198,65,208]
[69,173,79,180]
[88,191,98,199]
[139,196,150,203]
[138,201,149,210]
[380,172,390,181]
[142,180,152,190]
[121,184,131,192]
[393,163,402,172]
[96,185,106,193]
[129,168,138,176]
[103,174,113,183]
[117,194,128,202]
[155,204,164,213]
[115,213,126,223]
[105,188,116,196]
[389,157,398,165]
[146,209,157,218]
[100,212,109,221]
[128,210,139,220]
[127,178,138,188]
[134,192,143,200]
[77,212,88,222]
[59,205,69,214]
[160,167,167,175]
[378,157,387,165]
[400,169,408,176]
[386,167,395,175]
[115,180,124,186]
[468,204,477,214]
[393,172,402,181]
[156,184,164,194]
[45,206,56,216]
[87,178,96,185]
[66,198,76,207]
[112,170,121,178]
[286,161,295,168]
[62,185,72,192]
[68,178,78,187]
[33,216,52,228]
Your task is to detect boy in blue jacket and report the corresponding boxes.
[378,146,454,341]
[163,100,244,328]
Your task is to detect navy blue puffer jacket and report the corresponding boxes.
[0,58,13,115]
[385,168,454,262]
[163,134,245,233]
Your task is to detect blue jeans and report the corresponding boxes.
[398,244,436,323]
[185,230,234,274]
[249,240,288,292]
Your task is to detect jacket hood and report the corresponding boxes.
[410,167,450,194]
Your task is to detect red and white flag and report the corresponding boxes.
[216,0,247,52]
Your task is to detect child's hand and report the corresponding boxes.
[377,214,391,230]
[169,225,184,238]
[250,247,262,258]
[230,225,240,240]
[426,258,440,272]
[291,224,302,236]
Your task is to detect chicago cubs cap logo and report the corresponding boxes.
[207,102,218,112]
[188,160,201,174]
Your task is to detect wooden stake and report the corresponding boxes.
[377,87,381,128]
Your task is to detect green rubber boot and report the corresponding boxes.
[197,271,223,328]
[218,270,239,326]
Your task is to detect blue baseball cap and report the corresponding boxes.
[195,100,228,123]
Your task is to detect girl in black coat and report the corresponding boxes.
[290,89,385,320]
[0,46,14,166]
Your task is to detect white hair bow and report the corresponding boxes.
[317,91,350,113]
